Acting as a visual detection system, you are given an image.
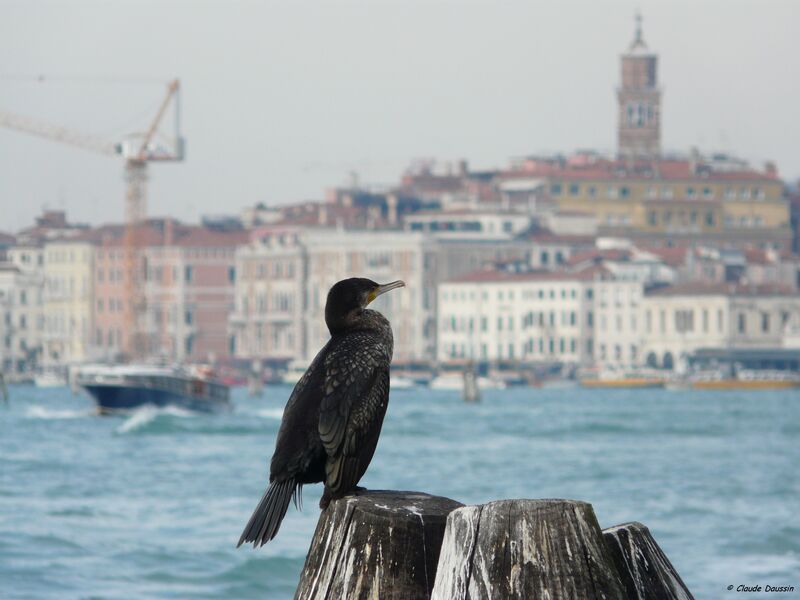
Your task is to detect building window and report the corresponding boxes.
[738,313,746,334]
[550,183,562,196]
[686,187,695,198]
[588,186,597,198]
[761,313,769,333]
[703,187,712,198]
[185,266,193,282]
[705,212,715,227]
[675,309,694,333]
[569,184,580,196]
[185,309,193,325]
[619,187,630,199]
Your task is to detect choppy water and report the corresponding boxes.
[1,384,798,599]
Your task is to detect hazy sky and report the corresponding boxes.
[1,0,798,232]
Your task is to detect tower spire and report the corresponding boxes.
[617,12,661,158]
[630,10,647,51]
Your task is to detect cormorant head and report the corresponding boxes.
[325,277,405,334]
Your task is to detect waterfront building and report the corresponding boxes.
[229,227,306,365]
[437,265,596,366]
[41,236,95,367]
[641,283,800,370]
[0,264,43,378]
[91,220,247,365]
[591,273,644,368]
[142,221,247,364]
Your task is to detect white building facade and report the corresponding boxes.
[437,268,596,366]
[641,283,800,369]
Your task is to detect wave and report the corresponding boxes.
[25,405,91,420]
[254,408,284,420]
[115,405,195,434]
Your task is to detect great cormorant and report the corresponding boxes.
[238,277,405,547]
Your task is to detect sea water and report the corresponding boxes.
[0,385,798,599]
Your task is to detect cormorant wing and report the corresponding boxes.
[318,332,390,497]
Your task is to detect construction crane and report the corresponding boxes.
[0,78,184,360]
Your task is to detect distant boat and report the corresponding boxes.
[34,371,67,388]
[75,364,231,415]
[685,369,800,390]
[281,360,308,385]
[580,368,665,389]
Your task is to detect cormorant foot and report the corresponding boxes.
[319,490,331,510]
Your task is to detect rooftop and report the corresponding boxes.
[646,282,795,297]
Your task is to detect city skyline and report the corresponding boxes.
[1,0,798,232]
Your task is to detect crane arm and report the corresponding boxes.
[0,111,118,157]
[135,78,180,160]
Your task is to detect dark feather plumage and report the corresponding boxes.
[238,278,401,547]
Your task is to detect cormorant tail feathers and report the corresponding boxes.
[237,478,296,547]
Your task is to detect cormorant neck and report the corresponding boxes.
[326,308,387,336]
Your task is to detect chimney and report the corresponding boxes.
[318,205,328,226]
[165,218,174,246]
[764,161,778,177]
[386,193,398,227]
[689,147,701,175]
[458,159,469,176]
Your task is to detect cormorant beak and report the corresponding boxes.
[368,280,405,304]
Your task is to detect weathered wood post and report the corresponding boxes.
[294,490,462,600]
[602,522,694,600]
[431,499,626,600]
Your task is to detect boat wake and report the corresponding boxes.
[116,405,196,434]
[254,408,284,420]
[25,405,91,420]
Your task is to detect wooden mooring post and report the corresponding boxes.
[294,490,462,600]
[295,494,694,600]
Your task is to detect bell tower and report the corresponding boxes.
[617,13,661,159]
